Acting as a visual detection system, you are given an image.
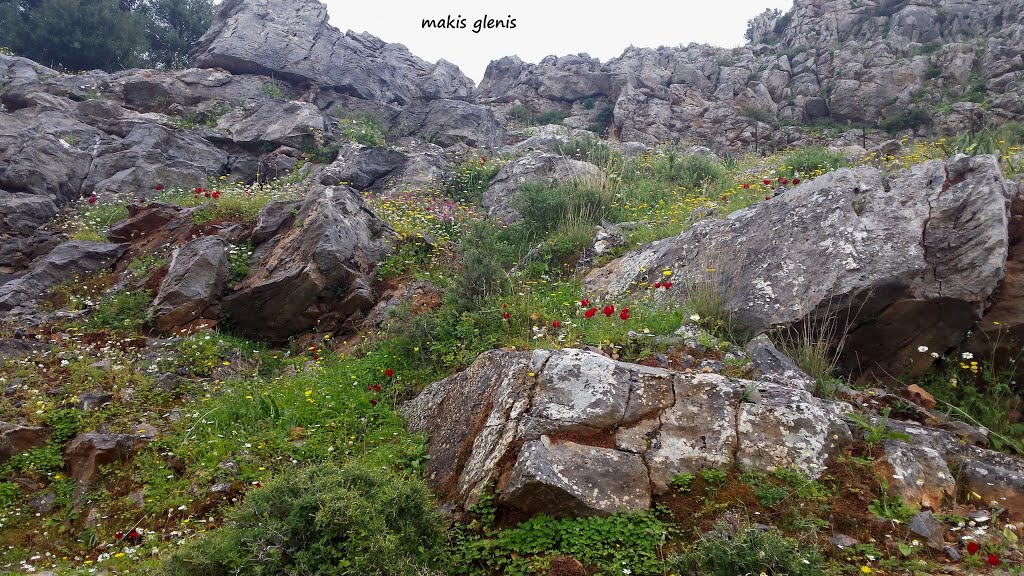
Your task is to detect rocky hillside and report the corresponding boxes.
[481,0,1024,150]
[2,0,1024,574]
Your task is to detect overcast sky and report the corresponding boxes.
[321,1,794,84]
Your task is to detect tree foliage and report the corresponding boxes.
[0,0,213,71]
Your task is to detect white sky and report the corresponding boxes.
[322,1,795,84]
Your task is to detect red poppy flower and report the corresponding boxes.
[742,183,750,189]
[602,305,615,317]
[154,184,163,191]
[212,191,220,199]
[654,282,662,289]
[385,368,394,378]
[115,531,124,540]
[580,299,590,308]
[663,282,673,289]
[195,187,203,194]
[762,179,771,185]
[552,320,561,328]
[373,384,381,392]
[619,308,630,320]
[87,194,97,204]
[502,312,510,320]
[967,541,980,554]
[988,554,1000,566]
[584,307,597,318]
[792,178,801,184]
[370,398,378,406]
[780,178,789,185]
[127,529,140,540]
[367,385,373,391]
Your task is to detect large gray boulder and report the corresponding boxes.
[402,348,852,516]
[585,155,1011,377]
[214,100,327,149]
[221,185,394,340]
[83,123,228,198]
[151,236,231,332]
[319,144,407,189]
[0,191,57,236]
[193,0,474,105]
[0,241,128,312]
[0,422,50,464]
[391,99,507,150]
[482,151,603,222]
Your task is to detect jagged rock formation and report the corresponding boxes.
[478,0,1024,151]
[403,348,853,516]
[193,0,475,105]
[585,154,1011,377]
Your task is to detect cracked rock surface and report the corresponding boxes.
[584,154,1011,378]
[402,348,852,516]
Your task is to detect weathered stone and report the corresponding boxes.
[0,421,50,463]
[63,433,144,483]
[193,0,473,105]
[0,191,57,235]
[586,155,1010,378]
[0,241,128,312]
[392,99,506,150]
[744,334,816,392]
[214,100,326,149]
[501,437,651,516]
[404,348,854,515]
[319,145,407,189]
[222,185,393,340]
[151,236,231,331]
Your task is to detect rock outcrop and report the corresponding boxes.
[192,0,475,105]
[482,151,603,222]
[151,236,232,332]
[221,185,394,340]
[0,241,128,313]
[585,155,1011,377]
[403,348,852,516]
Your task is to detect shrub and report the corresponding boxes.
[778,145,846,178]
[165,462,444,576]
[654,151,727,190]
[444,155,502,204]
[588,103,615,135]
[671,521,826,576]
[338,113,387,148]
[879,107,931,134]
[452,220,517,310]
[83,289,152,333]
[554,137,617,167]
[535,109,567,126]
[516,181,611,235]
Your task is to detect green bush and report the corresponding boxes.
[336,112,387,148]
[452,220,517,310]
[654,151,727,189]
[84,289,152,333]
[535,109,567,126]
[588,103,615,135]
[505,105,566,127]
[516,181,611,235]
[554,137,617,167]
[779,145,846,177]
[165,462,444,576]
[671,521,826,576]
[879,107,931,134]
[444,156,502,204]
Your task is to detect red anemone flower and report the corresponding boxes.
[195,186,203,194]
[792,178,801,184]
[584,307,597,319]
[742,183,750,189]
[385,368,394,378]
[988,554,1000,566]
[780,178,789,185]
[370,398,378,406]
[154,184,163,191]
[252,481,261,488]
[762,179,771,185]
[212,191,221,199]
[502,311,510,320]
[373,384,381,392]
[87,194,97,204]
[552,320,561,328]
[653,282,662,289]
[966,541,980,555]
[580,298,590,307]
[127,529,140,540]
[115,532,124,540]
[602,305,615,317]
[663,282,673,289]
[619,308,630,320]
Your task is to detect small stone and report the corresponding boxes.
[209,482,232,493]
[829,534,859,549]
[908,511,944,548]
[944,545,962,562]
[74,391,112,411]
